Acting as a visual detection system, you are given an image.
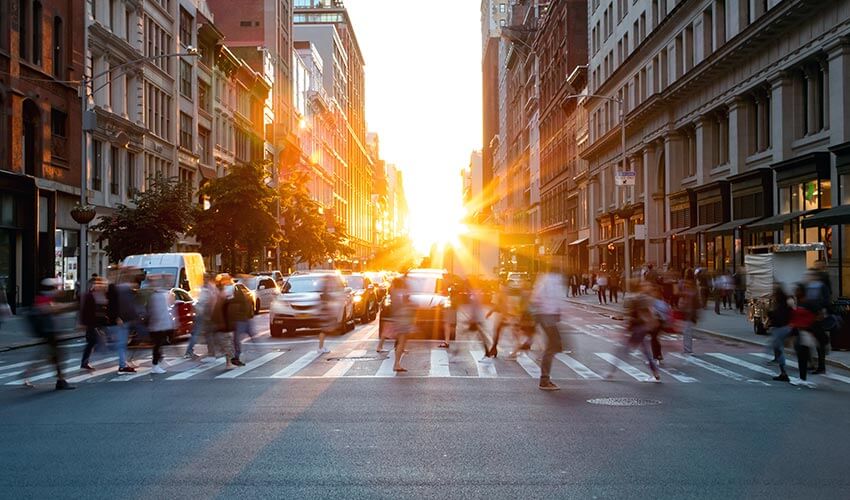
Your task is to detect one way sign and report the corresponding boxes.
[615,171,636,186]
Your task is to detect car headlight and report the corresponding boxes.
[353,295,362,303]
[443,298,452,309]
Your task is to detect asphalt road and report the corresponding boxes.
[1,304,849,499]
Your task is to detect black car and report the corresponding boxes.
[344,273,379,323]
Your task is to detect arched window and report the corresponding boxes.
[52,16,63,78]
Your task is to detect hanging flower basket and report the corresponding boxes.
[70,203,97,224]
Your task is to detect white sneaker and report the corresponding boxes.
[151,364,166,374]
[791,379,817,389]
[317,347,330,354]
[479,356,493,363]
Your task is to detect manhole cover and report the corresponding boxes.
[587,397,661,407]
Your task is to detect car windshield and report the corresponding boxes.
[405,275,442,294]
[285,277,327,293]
[346,276,365,289]
[238,277,260,289]
[140,267,178,288]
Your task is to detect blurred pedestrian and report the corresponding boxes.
[676,271,701,355]
[146,275,175,374]
[790,283,818,387]
[531,268,567,391]
[606,281,661,382]
[733,269,746,314]
[79,277,108,370]
[316,274,341,354]
[596,271,608,305]
[230,277,255,366]
[107,269,140,374]
[767,285,793,382]
[804,269,831,375]
[184,273,217,359]
[437,274,460,350]
[23,278,75,390]
[647,283,671,363]
[485,282,512,358]
[208,274,236,368]
[608,268,621,304]
[384,274,413,372]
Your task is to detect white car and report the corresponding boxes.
[235,276,279,312]
[269,273,355,337]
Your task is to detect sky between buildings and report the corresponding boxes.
[345,0,482,251]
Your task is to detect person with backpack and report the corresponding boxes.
[606,281,661,382]
[767,285,794,382]
[79,277,109,371]
[208,274,236,368]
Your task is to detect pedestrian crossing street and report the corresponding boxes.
[4,341,850,390]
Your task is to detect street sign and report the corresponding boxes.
[615,171,636,186]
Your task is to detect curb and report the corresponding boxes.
[0,331,86,353]
[564,298,850,373]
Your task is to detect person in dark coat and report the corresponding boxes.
[80,278,109,370]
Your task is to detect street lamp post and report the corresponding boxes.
[564,92,630,293]
[78,47,199,283]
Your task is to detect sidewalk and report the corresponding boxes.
[563,290,850,371]
[0,312,83,352]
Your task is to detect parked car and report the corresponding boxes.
[130,287,195,345]
[343,273,378,323]
[252,270,285,289]
[122,253,206,299]
[269,273,355,337]
[236,275,279,312]
[379,269,451,340]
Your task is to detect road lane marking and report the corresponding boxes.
[166,358,226,380]
[706,353,792,383]
[574,326,616,344]
[0,358,79,381]
[375,350,397,377]
[556,353,602,379]
[215,352,285,379]
[596,353,652,381]
[0,360,40,372]
[628,352,698,383]
[515,352,541,378]
[749,353,850,384]
[322,349,367,378]
[429,349,451,377]
[470,350,497,378]
[668,353,767,385]
[270,351,322,378]
[6,356,118,385]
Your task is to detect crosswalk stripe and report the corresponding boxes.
[669,353,767,384]
[166,358,226,380]
[322,349,367,378]
[0,360,39,372]
[470,350,498,378]
[5,356,118,385]
[215,352,285,379]
[429,349,451,377]
[375,350,397,377]
[706,353,780,378]
[0,358,78,381]
[515,352,541,378]
[270,351,322,379]
[67,359,131,384]
[596,353,652,381]
[749,353,850,385]
[556,353,602,379]
[628,353,698,383]
[575,326,616,344]
[110,357,194,382]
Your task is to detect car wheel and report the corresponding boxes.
[270,325,283,338]
[255,299,261,314]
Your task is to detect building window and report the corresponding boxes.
[52,16,63,78]
[179,112,193,150]
[712,108,729,167]
[747,87,771,155]
[198,81,211,113]
[144,15,173,74]
[179,167,195,202]
[681,125,696,178]
[32,1,42,65]
[180,59,192,99]
[797,61,828,138]
[179,7,192,48]
[198,126,210,165]
[127,152,135,194]
[19,0,28,60]
[93,140,103,191]
[109,146,120,195]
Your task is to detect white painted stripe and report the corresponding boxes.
[110,366,153,381]
[321,349,367,378]
[215,352,285,379]
[470,350,498,378]
[67,359,129,384]
[749,353,850,384]
[515,352,541,378]
[429,349,451,377]
[596,353,652,381]
[556,353,602,379]
[706,353,779,378]
[0,358,78,381]
[166,358,226,380]
[0,359,40,372]
[375,350,397,377]
[270,351,323,379]
[574,326,616,344]
[628,352,698,383]
[5,356,118,385]
[669,353,767,384]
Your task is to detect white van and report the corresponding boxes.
[122,253,206,298]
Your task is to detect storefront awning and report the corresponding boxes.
[568,237,589,246]
[551,239,566,256]
[802,205,850,228]
[678,223,721,237]
[747,210,821,231]
[705,217,765,236]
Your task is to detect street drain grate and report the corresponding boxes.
[587,397,661,407]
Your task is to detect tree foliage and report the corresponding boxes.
[194,161,281,272]
[277,170,353,271]
[91,173,196,263]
